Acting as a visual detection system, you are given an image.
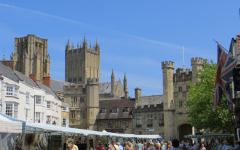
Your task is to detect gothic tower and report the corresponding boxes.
[111,69,115,96]
[191,57,204,83]
[65,37,100,84]
[162,61,175,141]
[11,34,50,81]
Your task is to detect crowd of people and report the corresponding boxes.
[66,137,240,150]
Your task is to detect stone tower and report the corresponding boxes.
[86,78,99,130]
[111,69,115,96]
[124,73,129,98]
[11,34,50,80]
[191,57,204,83]
[162,61,175,141]
[65,37,100,84]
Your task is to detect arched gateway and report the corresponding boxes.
[178,123,192,142]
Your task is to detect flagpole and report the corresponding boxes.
[213,39,229,53]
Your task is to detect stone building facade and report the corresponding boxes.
[63,78,99,130]
[65,37,100,84]
[10,34,50,81]
[96,98,135,134]
[133,57,203,141]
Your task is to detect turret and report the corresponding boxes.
[161,61,175,109]
[124,73,128,92]
[111,69,115,96]
[95,40,100,51]
[191,57,204,83]
[72,42,74,50]
[83,36,88,50]
[77,42,79,49]
[66,39,70,51]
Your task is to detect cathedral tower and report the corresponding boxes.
[11,34,50,81]
[65,37,100,84]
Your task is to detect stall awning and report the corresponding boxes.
[184,134,234,139]
[0,113,26,133]
[26,122,161,139]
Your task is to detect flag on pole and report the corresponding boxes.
[214,44,237,109]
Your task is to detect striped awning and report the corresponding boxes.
[0,113,26,133]
[184,134,234,139]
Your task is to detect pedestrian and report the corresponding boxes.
[143,143,147,150]
[105,141,111,150]
[137,140,144,150]
[162,142,167,150]
[128,142,134,150]
[235,141,240,150]
[96,141,105,150]
[223,140,229,150]
[172,139,180,150]
[156,142,161,150]
[112,140,120,150]
[117,142,124,150]
[225,141,234,150]
[66,138,79,150]
[147,143,155,150]
[199,144,206,150]
[218,142,223,150]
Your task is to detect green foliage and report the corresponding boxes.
[186,59,233,133]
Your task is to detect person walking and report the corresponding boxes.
[156,142,161,150]
[172,139,180,150]
[105,142,111,150]
[147,143,155,150]
[235,141,240,150]
[223,141,229,150]
[112,140,120,150]
[162,142,167,150]
[137,141,144,150]
[96,141,105,150]
[66,138,79,150]
[117,142,124,150]
[226,141,234,150]
[200,144,206,150]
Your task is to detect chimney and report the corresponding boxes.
[29,74,37,82]
[43,76,51,87]
[135,87,141,101]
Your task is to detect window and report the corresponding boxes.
[83,112,86,118]
[178,87,182,92]
[42,113,44,123]
[35,95,41,104]
[116,121,121,128]
[62,118,66,127]
[25,108,30,121]
[14,87,19,97]
[100,122,104,128]
[123,107,129,112]
[42,96,45,106]
[80,97,84,102]
[159,114,164,126]
[123,121,128,127]
[179,100,183,107]
[6,103,18,118]
[186,86,190,91]
[26,92,30,103]
[35,112,40,123]
[46,116,51,124]
[6,86,13,96]
[147,114,153,126]
[101,108,106,113]
[52,102,54,108]
[111,107,118,113]
[73,97,77,103]
[47,101,51,108]
[137,115,142,125]
[56,103,58,112]
[108,121,113,128]
[71,111,75,119]
[63,106,69,112]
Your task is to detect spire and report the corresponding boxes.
[72,42,74,49]
[3,55,5,60]
[77,41,79,49]
[95,38,100,51]
[111,69,115,77]
[83,35,88,49]
[90,41,91,49]
[124,73,128,92]
[68,38,70,46]
[66,39,70,51]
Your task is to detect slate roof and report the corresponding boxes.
[50,79,72,92]
[99,81,119,94]
[14,70,39,88]
[96,99,135,120]
[37,82,57,96]
[0,63,19,82]
[237,34,240,53]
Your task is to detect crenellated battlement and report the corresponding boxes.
[87,78,99,85]
[162,61,175,69]
[63,84,85,94]
[191,57,204,65]
[173,68,192,83]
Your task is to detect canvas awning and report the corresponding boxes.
[26,122,161,139]
[0,113,26,133]
[184,134,234,139]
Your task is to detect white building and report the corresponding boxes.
[0,63,62,126]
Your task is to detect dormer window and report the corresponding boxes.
[123,107,129,112]
[101,108,106,113]
[111,107,118,113]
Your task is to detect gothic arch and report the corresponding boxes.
[177,123,192,142]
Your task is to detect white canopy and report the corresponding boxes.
[26,122,161,139]
[0,113,26,133]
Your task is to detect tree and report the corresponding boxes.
[186,59,234,133]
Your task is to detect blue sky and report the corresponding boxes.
[0,1,239,97]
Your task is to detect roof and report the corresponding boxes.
[96,99,135,120]
[37,82,58,97]
[0,63,19,81]
[14,70,39,88]
[99,81,119,94]
[138,95,163,106]
[237,34,240,53]
[50,79,71,92]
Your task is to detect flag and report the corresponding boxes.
[225,79,233,109]
[214,44,237,109]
